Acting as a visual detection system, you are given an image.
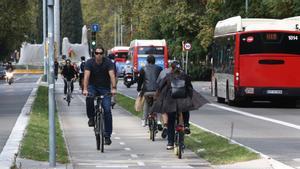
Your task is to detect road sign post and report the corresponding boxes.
[183,42,192,74]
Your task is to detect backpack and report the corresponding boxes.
[170,76,187,98]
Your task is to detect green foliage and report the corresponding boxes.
[0,0,40,60]
[80,0,300,80]
[61,0,83,43]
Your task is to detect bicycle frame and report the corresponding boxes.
[94,95,105,152]
[91,93,111,152]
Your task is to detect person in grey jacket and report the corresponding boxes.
[152,65,207,150]
[137,55,162,126]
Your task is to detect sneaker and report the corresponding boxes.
[166,143,174,150]
[88,118,95,127]
[104,137,112,145]
[184,127,191,135]
[161,127,167,139]
[141,120,146,127]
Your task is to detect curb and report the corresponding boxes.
[0,87,38,169]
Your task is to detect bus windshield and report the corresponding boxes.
[240,32,300,55]
[138,46,164,55]
[115,52,128,59]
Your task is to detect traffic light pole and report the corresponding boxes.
[91,31,96,57]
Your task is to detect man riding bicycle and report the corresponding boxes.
[61,59,78,96]
[137,55,162,127]
[83,47,117,145]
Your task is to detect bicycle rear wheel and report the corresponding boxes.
[177,132,184,159]
[149,118,156,141]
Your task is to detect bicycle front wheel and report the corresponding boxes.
[100,114,104,153]
[96,133,100,150]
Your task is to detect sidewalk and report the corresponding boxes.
[55,81,212,169]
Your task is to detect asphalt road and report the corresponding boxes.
[117,79,300,169]
[0,74,39,153]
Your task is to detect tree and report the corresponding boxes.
[0,0,39,61]
[61,0,83,43]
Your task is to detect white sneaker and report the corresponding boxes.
[141,120,146,127]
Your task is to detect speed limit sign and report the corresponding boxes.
[184,42,192,51]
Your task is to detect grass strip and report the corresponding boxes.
[19,86,69,163]
[116,92,259,165]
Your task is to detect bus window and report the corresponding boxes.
[240,32,300,55]
[138,46,164,55]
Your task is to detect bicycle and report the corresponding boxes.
[174,112,185,159]
[90,93,111,152]
[64,78,74,106]
[148,112,157,141]
[144,94,157,141]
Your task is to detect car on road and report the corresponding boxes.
[0,66,5,79]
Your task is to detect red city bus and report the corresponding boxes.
[211,16,300,106]
[110,46,129,63]
[128,39,168,73]
[109,46,130,77]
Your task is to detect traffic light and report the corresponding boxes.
[91,32,96,49]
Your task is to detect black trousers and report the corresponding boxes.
[167,111,190,145]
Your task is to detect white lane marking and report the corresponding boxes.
[124,147,131,151]
[130,154,138,158]
[114,137,120,140]
[119,142,125,145]
[0,88,37,169]
[96,165,128,168]
[137,161,145,166]
[209,103,300,130]
[161,166,193,168]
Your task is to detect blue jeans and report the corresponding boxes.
[86,85,112,137]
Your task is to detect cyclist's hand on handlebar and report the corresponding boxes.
[111,88,117,95]
[83,89,88,96]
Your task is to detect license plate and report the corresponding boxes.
[127,78,132,81]
[267,90,282,94]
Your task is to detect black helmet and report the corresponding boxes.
[81,56,85,61]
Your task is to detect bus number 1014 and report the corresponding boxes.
[288,35,298,41]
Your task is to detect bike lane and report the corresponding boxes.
[55,82,212,169]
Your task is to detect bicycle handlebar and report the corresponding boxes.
[87,93,112,99]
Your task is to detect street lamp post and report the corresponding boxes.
[47,0,56,167]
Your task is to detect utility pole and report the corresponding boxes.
[245,0,249,17]
[43,0,47,80]
[114,13,117,47]
[47,0,56,167]
[118,14,121,46]
[121,19,123,46]
[54,0,60,59]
